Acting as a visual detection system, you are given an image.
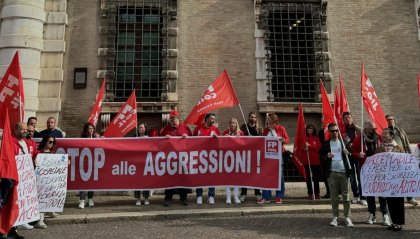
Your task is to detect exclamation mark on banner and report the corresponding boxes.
[256,151,261,174]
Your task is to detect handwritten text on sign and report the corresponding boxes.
[35,154,69,212]
[14,154,40,226]
[361,152,420,197]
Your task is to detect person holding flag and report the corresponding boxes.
[320,123,353,228]
[302,124,322,200]
[260,113,289,204]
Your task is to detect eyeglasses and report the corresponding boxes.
[48,141,55,144]
[330,130,339,133]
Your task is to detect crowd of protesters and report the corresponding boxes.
[1,110,419,239]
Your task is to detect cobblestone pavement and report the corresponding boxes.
[21,207,420,239]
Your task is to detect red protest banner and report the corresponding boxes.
[54,137,282,191]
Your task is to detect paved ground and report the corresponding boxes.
[16,183,420,238]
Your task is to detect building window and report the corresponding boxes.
[106,0,173,102]
[261,2,327,102]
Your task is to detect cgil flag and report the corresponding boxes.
[339,77,349,114]
[88,79,106,127]
[184,70,239,125]
[320,81,335,140]
[103,90,137,137]
[361,64,387,135]
[0,51,24,128]
[292,103,307,180]
[0,109,20,234]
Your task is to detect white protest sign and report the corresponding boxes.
[361,152,420,197]
[14,154,40,226]
[35,154,68,212]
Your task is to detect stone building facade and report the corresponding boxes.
[1,0,419,144]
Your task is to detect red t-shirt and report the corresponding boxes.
[222,130,244,136]
[159,123,192,136]
[193,124,220,136]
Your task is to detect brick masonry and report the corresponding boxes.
[54,0,420,142]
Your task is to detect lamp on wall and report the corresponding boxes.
[74,67,87,89]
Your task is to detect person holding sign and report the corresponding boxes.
[352,122,391,226]
[222,117,244,204]
[320,123,353,228]
[376,128,405,231]
[78,123,98,209]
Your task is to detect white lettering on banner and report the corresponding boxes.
[112,161,136,175]
[143,150,257,176]
[196,85,216,106]
[361,152,420,197]
[111,104,136,128]
[56,147,105,181]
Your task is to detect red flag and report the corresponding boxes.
[184,70,239,125]
[320,81,335,140]
[103,90,137,137]
[333,85,341,127]
[0,51,24,128]
[292,103,307,180]
[339,77,349,113]
[361,64,387,135]
[0,110,19,234]
[88,79,106,126]
[418,73,420,111]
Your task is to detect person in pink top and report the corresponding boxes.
[260,113,289,204]
[193,113,219,205]
[222,117,244,204]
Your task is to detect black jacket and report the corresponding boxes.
[320,140,352,178]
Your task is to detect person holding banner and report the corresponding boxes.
[160,110,192,207]
[303,124,321,200]
[78,123,98,209]
[385,114,418,206]
[134,123,151,206]
[320,123,353,227]
[376,128,405,231]
[193,113,220,205]
[35,135,60,225]
[352,122,391,226]
[222,117,244,204]
[239,112,263,202]
[260,113,289,204]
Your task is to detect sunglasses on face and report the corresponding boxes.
[330,130,339,133]
[48,141,55,144]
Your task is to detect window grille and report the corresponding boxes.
[261,2,326,102]
[105,0,173,101]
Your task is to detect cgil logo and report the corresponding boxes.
[266,140,279,153]
[196,85,217,106]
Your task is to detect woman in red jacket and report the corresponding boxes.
[303,124,322,200]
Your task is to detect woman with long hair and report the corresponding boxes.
[134,123,151,206]
[79,123,98,209]
[222,117,244,204]
[302,124,321,200]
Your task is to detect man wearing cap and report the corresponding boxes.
[193,113,220,205]
[159,110,192,206]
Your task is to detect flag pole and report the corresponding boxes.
[305,143,315,200]
[361,63,364,155]
[238,103,250,135]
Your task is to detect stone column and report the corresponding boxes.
[0,0,46,120]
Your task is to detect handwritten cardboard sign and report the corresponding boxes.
[361,152,420,197]
[35,154,68,212]
[14,154,40,226]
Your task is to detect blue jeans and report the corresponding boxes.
[262,170,285,200]
[196,187,215,197]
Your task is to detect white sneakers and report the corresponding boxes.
[226,197,232,204]
[79,200,85,209]
[366,214,376,224]
[34,220,47,229]
[234,197,241,204]
[240,195,246,202]
[197,196,203,205]
[46,212,59,218]
[88,199,95,207]
[360,199,368,206]
[345,217,354,227]
[136,199,141,206]
[382,214,391,226]
[330,217,354,227]
[144,199,150,205]
[408,198,419,205]
[351,197,360,204]
[208,196,215,205]
[330,217,338,226]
